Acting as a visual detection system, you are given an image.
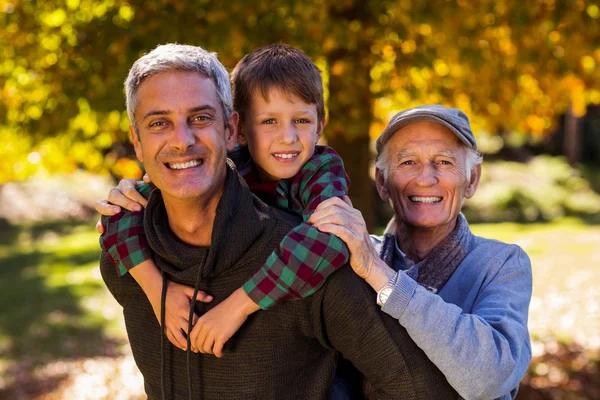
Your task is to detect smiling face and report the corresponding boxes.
[237,88,323,182]
[376,122,480,236]
[130,71,237,205]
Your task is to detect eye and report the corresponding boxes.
[148,120,166,129]
[261,118,276,124]
[401,160,415,165]
[438,159,453,165]
[294,118,311,124]
[192,114,213,123]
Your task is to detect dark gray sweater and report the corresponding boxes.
[100,164,456,400]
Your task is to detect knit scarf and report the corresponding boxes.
[379,214,472,293]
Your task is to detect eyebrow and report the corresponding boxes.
[142,105,217,120]
[393,149,459,159]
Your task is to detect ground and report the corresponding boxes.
[0,218,598,399]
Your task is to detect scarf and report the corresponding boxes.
[379,214,472,293]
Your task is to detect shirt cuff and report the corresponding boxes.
[381,271,417,319]
[106,236,152,276]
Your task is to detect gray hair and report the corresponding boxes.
[125,43,233,134]
[375,142,483,182]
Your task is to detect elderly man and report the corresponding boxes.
[309,105,533,400]
[98,44,455,399]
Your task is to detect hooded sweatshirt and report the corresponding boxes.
[100,163,456,400]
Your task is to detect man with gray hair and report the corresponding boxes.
[310,104,533,400]
[99,44,456,399]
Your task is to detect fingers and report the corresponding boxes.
[95,218,104,234]
[182,287,214,303]
[143,173,151,183]
[212,340,225,358]
[120,181,149,208]
[166,320,189,351]
[95,199,122,216]
[341,195,353,206]
[309,197,354,224]
[193,325,226,358]
[107,187,143,212]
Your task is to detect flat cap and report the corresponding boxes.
[376,104,477,156]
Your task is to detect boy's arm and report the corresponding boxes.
[99,182,155,275]
[189,148,351,357]
[244,147,351,309]
[99,182,212,351]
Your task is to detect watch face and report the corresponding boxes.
[377,286,393,306]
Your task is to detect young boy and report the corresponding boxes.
[100,44,350,357]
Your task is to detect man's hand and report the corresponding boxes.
[94,175,151,233]
[189,287,260,358]
[308,197,394,291]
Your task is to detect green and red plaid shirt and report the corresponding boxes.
[100,145,350,309]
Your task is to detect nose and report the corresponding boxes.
[279,122,298,145]
[170,122,195,152]
[414,162,438,187]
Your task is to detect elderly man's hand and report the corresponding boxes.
[309,197,378,281]
[94,175,152,233]
[309,197,395,291]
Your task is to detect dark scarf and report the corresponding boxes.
[379,214,472,293]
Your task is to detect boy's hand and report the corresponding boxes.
[158,281,214,351]
[129,260,214,351]
[95,175,151,233]
[189,287,260,358]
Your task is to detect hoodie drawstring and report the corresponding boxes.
[160,270,168,400]
[187,251,209,400]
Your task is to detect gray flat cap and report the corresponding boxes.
[376,104,477,155]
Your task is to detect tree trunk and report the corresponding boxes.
[564,104,584,165]
[327,134,374,229]
[325,44,375,229]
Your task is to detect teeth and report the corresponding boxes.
[273,153,298,159]
[409,196,442,203]
[167,159,202,170]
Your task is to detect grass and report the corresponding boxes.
[0,217,598,399]
[0,220,134,399]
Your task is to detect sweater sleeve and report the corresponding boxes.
[318,267,457,400]
[242,147,351,309]
[98,182,155,276]
[381,245,533,400]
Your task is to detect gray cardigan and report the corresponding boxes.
[373,223,532,400]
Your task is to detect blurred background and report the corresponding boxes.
[0,0,599,398]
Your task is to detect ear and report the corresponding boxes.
[236,118,248,147]
[130,125,143,163]
[225,111,239,152]
[375,167,390,201]
[315,120,324,143]
[464,164,481,199]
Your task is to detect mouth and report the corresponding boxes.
[409,196,443,204]
[165,158,204,170]
[272,152,299,161]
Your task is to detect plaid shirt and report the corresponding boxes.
[100,145,350,309]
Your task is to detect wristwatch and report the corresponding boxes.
[376,272,398,307]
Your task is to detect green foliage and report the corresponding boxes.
[464,155,600,223]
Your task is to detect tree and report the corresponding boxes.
[2,0,599,228]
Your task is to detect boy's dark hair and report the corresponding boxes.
[231,43,325,124]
